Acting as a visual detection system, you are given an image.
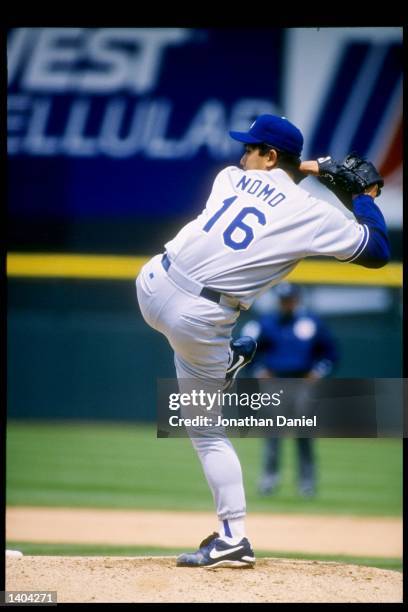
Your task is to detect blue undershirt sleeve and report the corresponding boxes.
[348,194,391,268]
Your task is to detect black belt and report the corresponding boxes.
[161,253,222,304]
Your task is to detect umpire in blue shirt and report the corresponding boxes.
[242,282,338,497]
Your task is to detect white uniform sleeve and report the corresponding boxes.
[308,205,369,262]
[210,166,237,196]
[198,166,238,218]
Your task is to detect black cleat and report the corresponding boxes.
[225,336,257,390]
[176,532,256,569]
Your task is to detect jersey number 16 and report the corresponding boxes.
[203,196,266,251]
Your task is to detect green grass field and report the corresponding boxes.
[6,421,402,516]
[6,422,402,570]
[5,542,402,572]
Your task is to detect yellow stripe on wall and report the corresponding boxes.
[7,253,402,287]
[7,253,148,280]
[286,260,402,287]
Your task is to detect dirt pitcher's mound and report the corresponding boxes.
[6,556,402,603]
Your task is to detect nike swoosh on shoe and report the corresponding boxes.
[226,355,245,374]
[209,545,244,560]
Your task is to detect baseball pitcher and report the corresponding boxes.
[136,114,389,568]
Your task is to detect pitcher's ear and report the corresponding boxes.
[265,148,278,169]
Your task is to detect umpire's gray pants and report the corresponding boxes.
[136,253,246,520]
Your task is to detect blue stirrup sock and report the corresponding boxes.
[219,518,246,544]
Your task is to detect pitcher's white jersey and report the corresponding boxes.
[165,166,368,309]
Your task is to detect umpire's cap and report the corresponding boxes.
[275,282,300,299]
[229,114,303,157]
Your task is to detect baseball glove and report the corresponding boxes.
[317,152,384,209]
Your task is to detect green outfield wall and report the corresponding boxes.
[7,279,402,421]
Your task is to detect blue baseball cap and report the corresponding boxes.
[275,282,300,299]
[229,114,303,157]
